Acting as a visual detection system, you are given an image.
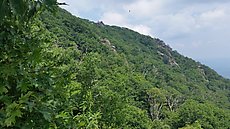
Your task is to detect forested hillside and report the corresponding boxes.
[0,1,230,128]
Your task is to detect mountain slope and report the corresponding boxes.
[1,5,229,128]
[38,8,230,128]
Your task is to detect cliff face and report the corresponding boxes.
[39,8,230,128]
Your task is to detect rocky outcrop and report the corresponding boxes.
[100,38,116,52]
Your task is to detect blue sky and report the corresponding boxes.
[58,0,230,78]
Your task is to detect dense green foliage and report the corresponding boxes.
[0,2,229,128]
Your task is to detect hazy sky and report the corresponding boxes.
[58,0,230,78]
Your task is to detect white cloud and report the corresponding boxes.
[201,8,225,19]
[152,13,197,39]
[100,12,127,26]
[131,24,152,36]
[100,11,152,35]
[123,0,166,17]
[199,7,230,28]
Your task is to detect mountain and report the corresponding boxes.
[40,8,230,128]
[1,5,229,129]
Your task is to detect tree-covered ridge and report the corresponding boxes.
[0,3,229,128]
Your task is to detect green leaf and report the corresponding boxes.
[0,64,17,76]
[17,80,30,92]
[55,111,68,119]
[78,121,86,127]
[12,109,22,118]
[19,91,33,103]
[5,116,16,127]
[0,86,8,94]
[5,102,22,127]
[41,111,52,122]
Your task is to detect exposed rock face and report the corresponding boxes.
[101,38,111,45]
[198,65,209,82]
[100,38,116,52]
[155,38,179,66]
